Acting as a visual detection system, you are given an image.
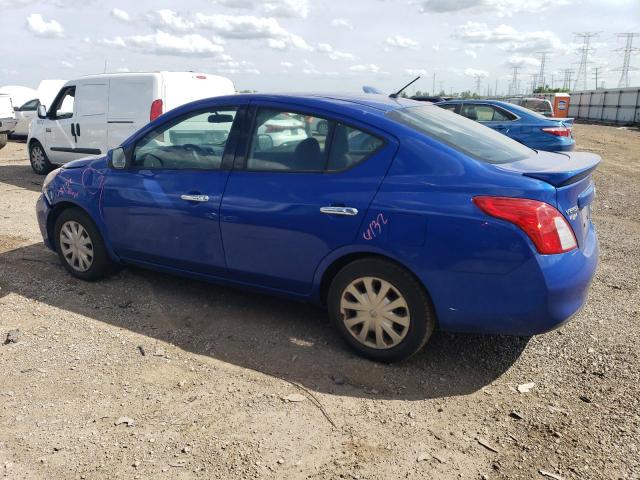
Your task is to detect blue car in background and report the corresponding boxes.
[436,99,576,152]
[36,94,599,362]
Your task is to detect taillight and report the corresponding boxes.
[541,126,571,137]
[265,124,286,133]
[473,196,577,254]
[150,99,163,121]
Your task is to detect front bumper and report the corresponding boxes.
[36,194,55,251]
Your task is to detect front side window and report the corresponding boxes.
[132,108,237,170]
[51,87,75,119]
[388,105,533,164]
[20,99,39,111]
[247,109,329,172]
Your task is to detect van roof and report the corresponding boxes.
[67,71,232,81]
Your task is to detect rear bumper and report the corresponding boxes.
[424,224,599,336]
[36,194,55,251]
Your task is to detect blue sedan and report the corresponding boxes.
[436,99,576,152]
[36,94,599,362]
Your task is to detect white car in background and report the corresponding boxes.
[28,71,235,174]
[256,113,307,149]
[12,98,40,138]
[0,94,17,150]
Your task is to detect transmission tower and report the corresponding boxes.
[509,66,521,95]
[615,33,640,88]
[574,32,599,91]
[473,74,483,93]
[537,52,549,89]
[592,67,603,90]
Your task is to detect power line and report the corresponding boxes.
[614,33,640,88]
[574,32,599,91]
[561,69,574,90]
[473,74,482,93]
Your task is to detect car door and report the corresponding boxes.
[219,102,398,294]
[74,82,108,156]
[15,99,39,136]
[100,103,244,276]
[45,86,85,163]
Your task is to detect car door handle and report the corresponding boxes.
[320,206,359,216]
[180,194,209,202]
[45,128,51,133]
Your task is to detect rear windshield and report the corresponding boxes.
[387,105,533,164]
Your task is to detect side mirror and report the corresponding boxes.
[256,134,273,152]
[37,105,47,119]
[110,147,127,169]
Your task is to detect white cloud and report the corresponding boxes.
[316,43,354,60]
[26,13,64,38]
[245,68,261,74]
[330,17,353,29]
[61,60,73,68]
[349,64,381,73]
[110,8,130,22]
[147,9,195,32]
[505,54,540,68]
[302,67,340,77]
[213,0,310,18]
[102,31,226,57]
[464,48,478,58]
[280,61,294,68]
[464,68,489,78]
[195,13,312,50]
[405,68,428,76]
[417,0,574,16]
[385,35,419,49]
[453,22,563,53]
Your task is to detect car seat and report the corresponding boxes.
[293,137,324,171]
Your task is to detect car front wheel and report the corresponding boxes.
[29,141,54,175]
[328,258,436,362]
[54,208,116,281]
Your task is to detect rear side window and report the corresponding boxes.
[388,105,533,164]
[246,108,384,172]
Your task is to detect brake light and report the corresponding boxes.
[150,99,163,121]
[541,126,571,137]
[473,196,577,254]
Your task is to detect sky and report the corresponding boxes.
[1,0,639,96]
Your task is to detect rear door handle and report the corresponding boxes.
[180,194,209,202]
[320,206,358,216]
[76,123,81,136]
[45,128,51,133]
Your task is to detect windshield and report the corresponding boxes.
[388,105,533,164]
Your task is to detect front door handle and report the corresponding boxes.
[76,123,81,136]
[320,206,358,216]
[180,194,209,202]
[71,123,77,142]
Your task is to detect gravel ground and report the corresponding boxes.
[0,124,638,480]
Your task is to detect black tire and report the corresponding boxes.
[328,258,436,363]
[53,208,116,281]
[0,133,7,150]
[29,140,54,175]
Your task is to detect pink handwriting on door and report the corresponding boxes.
[363,213,389,240]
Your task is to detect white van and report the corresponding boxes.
[28,71,235,174]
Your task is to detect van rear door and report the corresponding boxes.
[74,82,107,156]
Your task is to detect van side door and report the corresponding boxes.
[45,86,84,163]
[74,82,108,156]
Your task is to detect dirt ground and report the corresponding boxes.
[0,124,638,480]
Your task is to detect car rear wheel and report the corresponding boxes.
[29,140,54,175]
[328,258,436,362]
[54,208,116,281]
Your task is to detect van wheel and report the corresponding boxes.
[29,141,53,175]
[0,133,7,150]
[54,208,116,281]
[328,258,436,363]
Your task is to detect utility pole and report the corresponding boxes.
[509,66,521,96]
[495,78,498,97]
[537,52,549,90]
[530,74,538,93]
[561,69,574,90]
[473,75,483,94]
[432,72,436,96]
[592,67,602,90]
[551,74,555,89]
[614,33,640,88]
[439,81,444,94]
[574,32,599,91]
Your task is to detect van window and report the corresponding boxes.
[132,108,237,170]
[51,87,75,119]
[76,84,107,117]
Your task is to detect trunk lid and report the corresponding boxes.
[496,150,600,248]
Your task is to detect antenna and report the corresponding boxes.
[574,32,599,91]
[614,33,640,88]
[389,76,421,99]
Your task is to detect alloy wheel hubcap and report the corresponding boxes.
[340,276,410,349]
[59,221,94,272]
[31,147,45,170]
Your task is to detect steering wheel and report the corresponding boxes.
[182,143,207,160]
[143,152,164,168]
